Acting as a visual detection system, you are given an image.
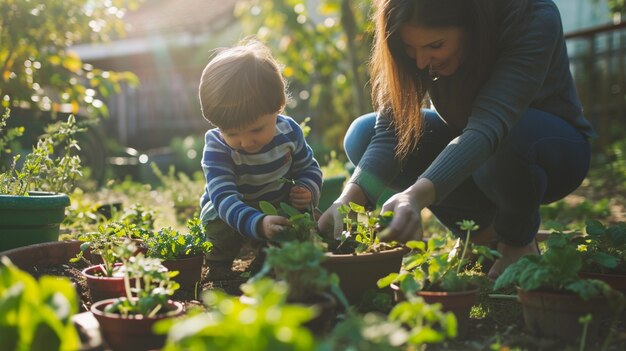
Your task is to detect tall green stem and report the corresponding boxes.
[456,229,471,275]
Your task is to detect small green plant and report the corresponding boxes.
[158,278,316,351]
[144,218,212,260]
[259,201,326,246]
[574,220,626,274]
[252,240,348,309]
[72,222,147,276]
[334,202,399,254]
[117,203,157,231]
[0,112,83,195]
[494,232,619,301]
[378,221,497,294]
[104,254,180,318]
[0,257,81,351]
[320,296,456,350]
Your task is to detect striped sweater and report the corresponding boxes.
[199,115,322,239]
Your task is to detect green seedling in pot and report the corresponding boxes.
[378,220,498,294]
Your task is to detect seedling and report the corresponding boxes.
[378,220,498,294]
[144,218,212,260]
[334,202,398,254]
[104,254,180,318]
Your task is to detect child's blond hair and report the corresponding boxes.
[199,39,287,130]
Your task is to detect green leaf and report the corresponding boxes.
[589,252,619,268]
[280,202,301,217]
[259,201,277,215]
[405,240,426,251]
[585,220,606,236]
[348,202,366,214]
[377,273,398,288]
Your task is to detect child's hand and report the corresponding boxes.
[289,185,312,210]
[259,215,290,239]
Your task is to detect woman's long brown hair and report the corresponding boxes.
[370,0,530,160]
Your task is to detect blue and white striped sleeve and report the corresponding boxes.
[286,119,323,205]
[202,134,264,239]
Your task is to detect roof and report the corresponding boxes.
[72,0,239,61]
[123,0,238,37]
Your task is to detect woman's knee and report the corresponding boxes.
[344,112,377,166]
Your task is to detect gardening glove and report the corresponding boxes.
[289,185,312,210]
[378,190,425,243]
[317,202,345,239]
[379,178,435,243]
[259,215,291,240]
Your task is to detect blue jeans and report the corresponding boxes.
[344,109,591,246]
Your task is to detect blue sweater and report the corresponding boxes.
[352,0,594,204]
[199,115,322,239]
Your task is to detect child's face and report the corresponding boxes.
[219,113,277,153]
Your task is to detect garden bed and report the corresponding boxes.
[10,241,626,351]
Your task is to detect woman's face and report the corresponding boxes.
[400,25,467,77]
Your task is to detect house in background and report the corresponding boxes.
[72,0,242,151]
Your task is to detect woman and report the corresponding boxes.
[318,0,594,279]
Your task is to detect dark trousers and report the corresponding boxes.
[344,109,591,246]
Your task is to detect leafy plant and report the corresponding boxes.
[494,232,619,301]
[333,202,399,254]
[0,257,81,351]
[574,220,626,274]
[378,221,498,293]
[259,200,401,255]
[320,296,456,350]
[104,254,180,318]
[259,201,326,246]
[253,241,331,301]
[0,112,83,195]
[72,222,148,276]
[158,278,316,351]
[252,240,348,310]
[117,202,157,231]
[143,218,213,260]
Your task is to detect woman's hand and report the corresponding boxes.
[379,178,436,243]
[289,185,312,210]
[317,202,345,239]
[259,215,290,240]
[317,183,368,239]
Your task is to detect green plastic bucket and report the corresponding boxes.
[0,192,70,251]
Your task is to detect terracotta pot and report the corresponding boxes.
[322,246,409,304]
[0,240,81,269]
[419,288,478,338]
[82,264,127,302]
[0,191,70,251]
[161,254,204,290]
[91,298,184,351]
[516,287,612,341]
[579,271,626,294]
[391,284,479,338]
